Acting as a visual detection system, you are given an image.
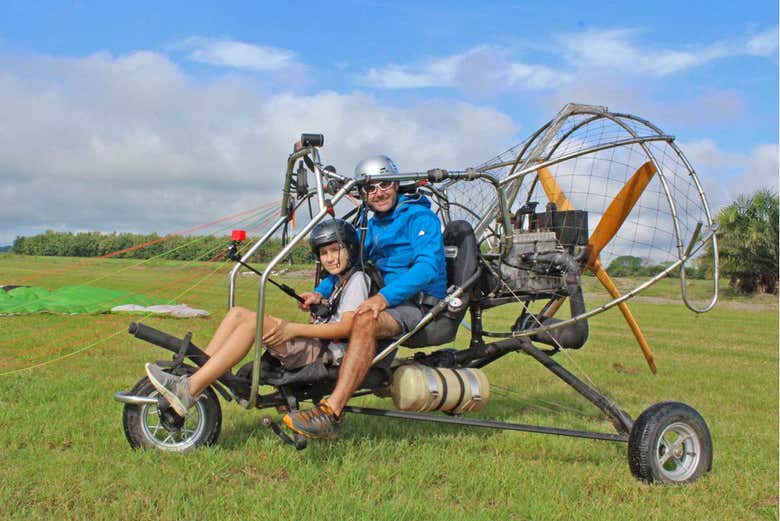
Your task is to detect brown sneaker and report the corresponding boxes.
[282,399,341,439]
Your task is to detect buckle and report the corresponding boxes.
[414,293,440,308]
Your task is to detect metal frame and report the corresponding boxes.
[220,108,719,433]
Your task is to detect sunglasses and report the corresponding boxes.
[363,181,395,195]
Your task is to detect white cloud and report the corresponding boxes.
[175,37,301,72]
[745,27,779,56]
[680,140,779,210]
[362,65,446,89]
[680,139,744,168]
[558,26,778,77]
[734,144,779,195]
[360,45,570,93]
[358,25,776,97]
[542,74,747,130]
[0,51,518,245]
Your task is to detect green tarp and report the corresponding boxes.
[0,285,160,315]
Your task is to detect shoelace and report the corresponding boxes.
[298,402,338,427]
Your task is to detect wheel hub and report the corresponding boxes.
[655,421,701,481]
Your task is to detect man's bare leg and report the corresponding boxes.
[327,311,400,417]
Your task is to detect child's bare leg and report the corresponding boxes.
[205,306,256,356]
[190,313,282,396]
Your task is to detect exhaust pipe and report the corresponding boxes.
[524,252,589,350]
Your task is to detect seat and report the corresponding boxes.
[401,220,480,348]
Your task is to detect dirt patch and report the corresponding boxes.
[633,294,778,312]
[613,362,640,374]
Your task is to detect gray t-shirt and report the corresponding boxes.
[327,270,370,324]
[326,270,369,356]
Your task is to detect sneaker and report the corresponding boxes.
[282,399,341,439]
[145,363,197,416]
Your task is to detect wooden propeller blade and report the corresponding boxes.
[535,165,657,373]
[588,161,656,265]
[536,167,574,318]
[592,258,657,373]
[537,167,574,211]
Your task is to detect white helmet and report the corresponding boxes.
[354,155,399,179]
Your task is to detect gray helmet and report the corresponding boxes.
[309,218,360,270]
[354,155,399,179]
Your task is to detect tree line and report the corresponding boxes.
[604,255,703,279]
[9,190,778,294]
[11,231,313,264]
[602,189,777,294]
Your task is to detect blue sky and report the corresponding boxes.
[0,1,777,244]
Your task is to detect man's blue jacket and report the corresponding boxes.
[314,193,447,307]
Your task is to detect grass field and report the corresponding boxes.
[0,254,777,520]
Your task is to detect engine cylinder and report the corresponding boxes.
[390,364,490,413]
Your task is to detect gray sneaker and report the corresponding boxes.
[145,363,197,416]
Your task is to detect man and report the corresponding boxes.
[283,154,447,439]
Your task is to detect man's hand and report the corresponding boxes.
[298,292,323,311]
[262,319,294,349]
[355,294,389,319]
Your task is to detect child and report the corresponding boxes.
[145,219,369,416]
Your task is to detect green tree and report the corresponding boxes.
[606,255,644,277]
[715,189,779,294]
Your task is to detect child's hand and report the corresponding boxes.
[298,292,323,311]
[262,319,294,349]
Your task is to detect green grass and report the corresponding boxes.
[0,254,777,520]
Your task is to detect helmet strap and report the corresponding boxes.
[358,198,368,273]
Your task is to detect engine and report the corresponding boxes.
[488,203,591,349]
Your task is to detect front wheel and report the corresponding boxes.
[122,376,222,451]
[628,401,712,484]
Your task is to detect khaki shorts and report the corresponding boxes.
[267,337,323,368]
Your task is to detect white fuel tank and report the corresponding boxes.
[390,363,490,414]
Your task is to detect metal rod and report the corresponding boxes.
[311,148,326,209]
[372,270,483,365]
[668,140,720,313]
[282,148,318,218]
[683,222,703,259]
[513,341,633,434]
[499,134,674,187]
[343,406,628,443]
[249,178,358,408]
[507,227,716,339]
[114,392,158,405]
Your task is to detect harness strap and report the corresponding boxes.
[450,368,467,413]
[431,367,449,411]
[413,292,441,308]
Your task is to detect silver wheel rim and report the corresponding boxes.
[139,390,207,451]
[655,421,702,482]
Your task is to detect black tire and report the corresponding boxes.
[122,376,222,452]
[628,401,712,484]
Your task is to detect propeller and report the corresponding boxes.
[536,162,658,373]
[587,161,656,265]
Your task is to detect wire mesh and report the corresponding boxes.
[441,106,714,270]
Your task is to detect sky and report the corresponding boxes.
[0,1,777,245]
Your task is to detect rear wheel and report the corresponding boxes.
[628,401,712,484]
[122,377,221,451]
